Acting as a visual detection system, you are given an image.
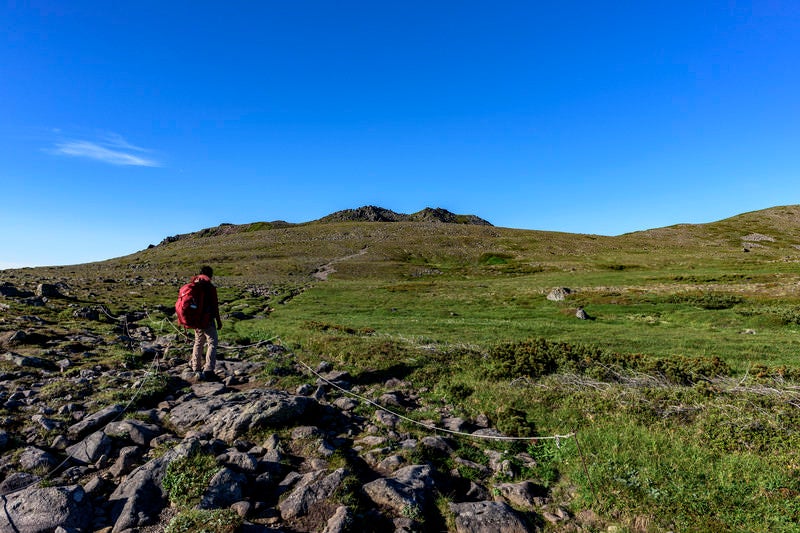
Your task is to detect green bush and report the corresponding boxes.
[479,253,512,266]
[668,292,744,310]
[485,338,730,385]
[164,509,242,533]
[643,355,731,386]
[777,307,800,326]
[162,452,220,509]
[495,406,535,438]
[439,382,474,403]
[485,338,622,380]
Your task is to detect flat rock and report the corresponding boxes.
[65,430,112,464]
[2,351,53,369]
[104,419,161,446]
[199,467,248,509]
[363,464,434,514]
[495,480,548,509]
[169,388,315,442]
[0,484,92,533]
[449,501,532,533]
[67,404,124,440]
[278,467,348,520]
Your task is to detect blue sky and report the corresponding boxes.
[2,1,799,268]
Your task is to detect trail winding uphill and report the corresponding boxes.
[311,247,368,281]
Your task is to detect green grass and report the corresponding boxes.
[254,276,800,372]
[8,206,800,531]
[164,509,242,533]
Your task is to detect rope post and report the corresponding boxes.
[572,428,598,505]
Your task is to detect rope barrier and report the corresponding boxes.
[296,354,598,501]
[295,357,576,444]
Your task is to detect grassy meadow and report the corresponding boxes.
[9,205,800,531]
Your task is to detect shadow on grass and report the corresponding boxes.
[353,363,418,386]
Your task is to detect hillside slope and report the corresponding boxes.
[10,205,800,287]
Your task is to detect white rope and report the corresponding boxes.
[295,358,576,444]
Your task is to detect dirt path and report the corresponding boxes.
[312,247,368,281]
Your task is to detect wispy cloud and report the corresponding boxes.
[51,134,161,167]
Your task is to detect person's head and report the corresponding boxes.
[200,265,214,278]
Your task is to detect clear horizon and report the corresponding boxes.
[2,2,799,268]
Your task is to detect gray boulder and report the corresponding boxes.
[0,484,92,533]
[2,352,53,369]
[19,447,59,471]
[279,467,348,520]
[104,419,161,446]
[0,283,22,297]
[495,480,548,509]
[36,283,62,298]
[199,467,248,509]
[449,501,532,533]
[65,430,113,464]
[109,445,141,478]
[218,450,259,473]
[67,404,124,440]
[108,438,198,532]
[169,388,314,441]
[322,505,352,533]
[0,472,40,495]
[362,464,434,514]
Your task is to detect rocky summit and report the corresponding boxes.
[0,274,598,533]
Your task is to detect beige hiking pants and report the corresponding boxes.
[191,323,218,372]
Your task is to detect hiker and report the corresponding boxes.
[187,265,222,379]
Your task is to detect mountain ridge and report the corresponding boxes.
[156,206,491,247]
[317,205,493,226]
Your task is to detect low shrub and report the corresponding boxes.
[495,406,535,437]
[485,338,731,385]
[164,509,241,533]
[162,451,220,509]
[668,292,744,310]
[643,355,730,386]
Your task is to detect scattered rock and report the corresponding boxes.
[2,351,54,369]
[19,446,59,471]
[495,480,548,509]
[322,505,352,533]
[104,419,161,446]
[108,438,197,532]
[36,283,63,298]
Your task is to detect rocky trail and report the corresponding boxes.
[0,278,601,533]
[311,248,368,281]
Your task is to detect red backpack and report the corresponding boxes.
[175,278,208,329]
